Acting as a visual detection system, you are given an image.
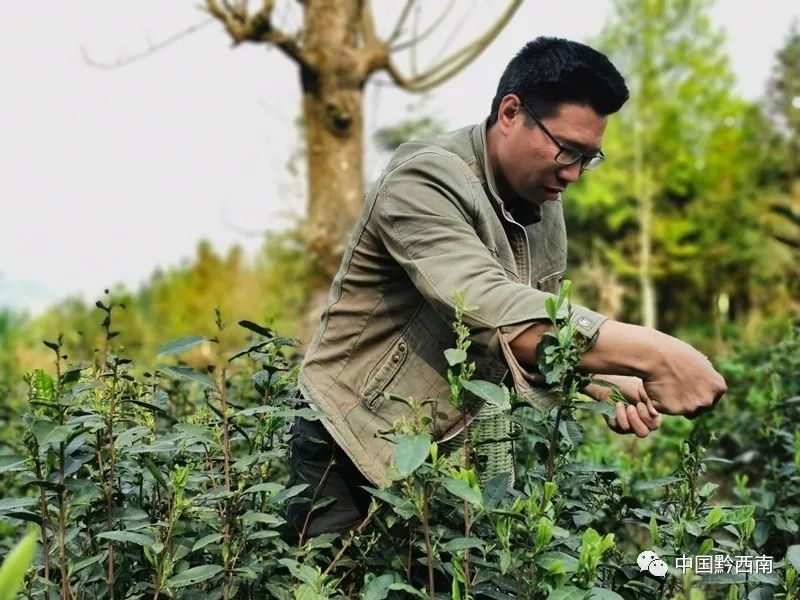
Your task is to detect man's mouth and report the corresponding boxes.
[544,186,564,195]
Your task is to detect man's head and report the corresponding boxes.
[486,37,628,207]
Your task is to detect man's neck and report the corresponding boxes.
[485,123,542,224]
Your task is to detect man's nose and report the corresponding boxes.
[557,161,582,183]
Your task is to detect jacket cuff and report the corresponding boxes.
[488,305,608,410]
[567,305,607,341]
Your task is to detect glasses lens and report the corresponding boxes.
[581,155,605,171]
[554,149,583,166]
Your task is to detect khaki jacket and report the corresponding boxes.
[299,121,606,487]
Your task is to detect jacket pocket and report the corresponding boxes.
[537,268,566,294]
[361,336,410,411]
[360,313,453,429]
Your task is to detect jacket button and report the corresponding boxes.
[398,342,407,353]
[392,354,400,363]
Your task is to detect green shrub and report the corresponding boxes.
[0,295,797,599]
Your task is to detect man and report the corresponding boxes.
[284,37,727,540]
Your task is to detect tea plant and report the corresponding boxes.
[0,293,797,599]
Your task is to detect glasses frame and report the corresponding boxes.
[518,98,605,171]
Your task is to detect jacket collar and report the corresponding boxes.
[471,119,542,226]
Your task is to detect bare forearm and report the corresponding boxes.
[508,318,726,417]
[508,319,660,376]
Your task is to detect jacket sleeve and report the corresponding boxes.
[375,150,607,369]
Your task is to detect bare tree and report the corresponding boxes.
[204,0,523,317]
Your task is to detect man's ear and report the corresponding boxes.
[496,94,522,135]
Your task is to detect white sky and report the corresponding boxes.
[2,1,798,314]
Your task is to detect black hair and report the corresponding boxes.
[488,37,629,125]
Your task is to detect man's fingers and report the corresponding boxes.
[626,404,650,438]
[645,399,659,418]
[608,401,662,437]
[615,402,630,431]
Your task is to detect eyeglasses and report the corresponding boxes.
[518,99,605,171]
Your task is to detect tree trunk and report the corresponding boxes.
[633,114,657,330]
[299,0,365,342]
[639,186,656,329]
[205,0,523,343]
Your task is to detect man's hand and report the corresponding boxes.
[580,321,727,418]
[639,336,727,417]
[509,319,727,419]
[584,375,662,437]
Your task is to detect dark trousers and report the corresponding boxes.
[282,416,372,542]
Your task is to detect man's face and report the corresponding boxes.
[493,96,608,207]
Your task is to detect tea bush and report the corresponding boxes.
[0,291,798,599]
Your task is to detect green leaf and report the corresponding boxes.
[0,456,26,474]
[483,473,510,508]
[634,476,684,490]
[387,583,426,597]
[565,462,616,474]
[685,521,703,537]
[588,588,625,600]
[557,280,572,307]
[461,379,506,407]
[444,348,467,366]
[71,551,107,575]
[243,482,283,495]
[547,586,587,600]
[537,551,579,574]
[242,512,285,526]
[238,320,273,338]
[364,487,417,519]
[43,425,73,447]
[302,533,339,551]
[166,564,224,588]
[269,484,310,505]
[726,505,755,525]
[120,399,168,415]
[545,297,558,324]
[705,507,724,529]
[560,419,583,446]
[1,512,41,526]
[442,537,485,553]
[30,370,55,402]
[0,530,37,600]
[114,426,151,450]
[0,498,37,512]
[159,365,217,390]
[192,534,223,552]
[441,478,482,505]
[574,400,616,419]
[278,558,318,587]
[361,573,396,600]
[156,335,208,356]
[698,482,719,499]
[96,530,155,547]
[394,434,431,477]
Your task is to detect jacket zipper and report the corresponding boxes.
[502,208,531,286]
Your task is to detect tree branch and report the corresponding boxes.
[389,0,455,53]
[385,0,523,93]
[81,19,215,70]
[773,234,800,249]
[386,0,418,45]
[770,202,800,227]
[205,0,309,67]
[359,0,379,47]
